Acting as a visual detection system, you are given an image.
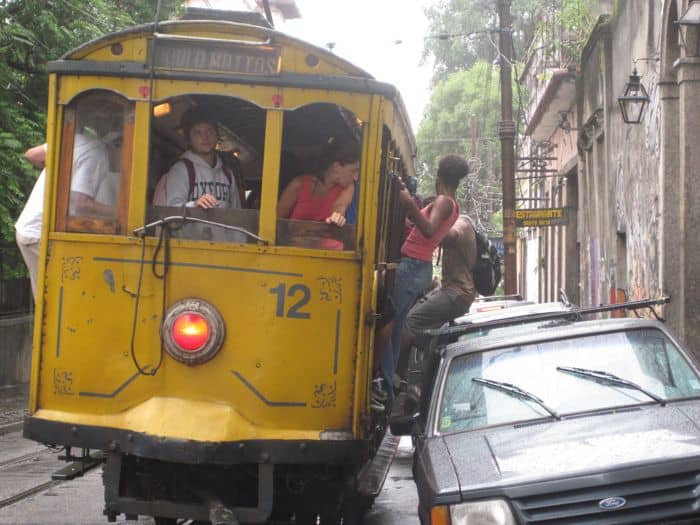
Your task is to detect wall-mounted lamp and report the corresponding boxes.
[676,2,700,55]
[679,2,700,27]
[618,67,650,124]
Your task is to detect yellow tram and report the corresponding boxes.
[23,9,414,525]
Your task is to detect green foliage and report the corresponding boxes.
[423,0,550,84]
[419,0,549,234]
[534,0,595,63]
[0,0,183,278]
[416,61,518,232]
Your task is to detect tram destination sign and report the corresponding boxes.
[515,207,569,228]
[154,40,281,76]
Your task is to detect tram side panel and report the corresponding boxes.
[32,239,362,446]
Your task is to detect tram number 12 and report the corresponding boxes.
[269,283,311,319]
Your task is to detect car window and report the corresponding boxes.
[438,328,700,434]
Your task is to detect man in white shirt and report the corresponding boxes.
[69,131,117,218]
[15,144,46,298]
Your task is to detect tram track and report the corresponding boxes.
[0,479,62,510]
[0,431,102,513]
[0,449,47,470]
[0,443,65,511]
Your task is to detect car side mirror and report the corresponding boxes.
[389,413,419,436]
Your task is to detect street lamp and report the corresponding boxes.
[618,67,649,124]
[677,1,700,56]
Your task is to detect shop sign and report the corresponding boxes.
[515,207,569,228]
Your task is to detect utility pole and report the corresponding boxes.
[498,0,517,294]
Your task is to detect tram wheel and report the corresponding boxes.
[154,518,178,525]
[339,495,372,525]
[294,512,318,525]
[319,511,341,525]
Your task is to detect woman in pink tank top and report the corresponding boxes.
[277,140,360,228]
[376,154,470,407]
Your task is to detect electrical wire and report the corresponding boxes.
[129,238,159,376]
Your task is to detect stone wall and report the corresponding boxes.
[577,2,662,309]
[0,314,33,387]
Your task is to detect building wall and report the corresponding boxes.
[578,2,662,309]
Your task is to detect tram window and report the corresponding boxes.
[146,95,265,244]
[276,103,361,251]
[56,90,132,234]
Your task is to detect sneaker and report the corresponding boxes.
[370,399,386,413]
[404,384,421,416]
[371,378,389,403]
[393,373,407,394]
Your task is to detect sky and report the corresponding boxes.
[278,0,435,133]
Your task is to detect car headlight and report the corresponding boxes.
[431,500,516,525]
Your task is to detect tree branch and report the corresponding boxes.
[6,60,43,75]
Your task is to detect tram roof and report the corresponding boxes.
[51,19,416,173]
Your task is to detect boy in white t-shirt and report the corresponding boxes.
[15,144,47,298]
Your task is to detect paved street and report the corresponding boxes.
[0,390,419,525]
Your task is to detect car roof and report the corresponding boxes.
[455,301,572,325]
[442,317,672,360]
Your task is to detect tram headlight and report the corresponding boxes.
[172,313,210,351]
[162,298,225,365]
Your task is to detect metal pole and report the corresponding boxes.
[498,0,517,294]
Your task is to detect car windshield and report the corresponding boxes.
[437,328,700,434]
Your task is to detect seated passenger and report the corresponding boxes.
[153,106,242,210]
[277,138,359,228]
[69,130,118,218]
[153,107,245,242]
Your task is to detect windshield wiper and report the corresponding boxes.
[472,377,560,420]
[133,215,268,244]
[556,366,666,406]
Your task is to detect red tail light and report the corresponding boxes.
[162,298,225,365]
[172,313,210,351]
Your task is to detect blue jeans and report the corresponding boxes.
[380,257,433,399]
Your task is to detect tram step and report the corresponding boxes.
[51,451,104,480]
[356,430,401,498]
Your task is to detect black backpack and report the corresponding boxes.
[465,216,502,296]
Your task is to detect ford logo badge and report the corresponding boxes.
[599,497,626,510]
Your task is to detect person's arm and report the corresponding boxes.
[70,192,117,217]
[325,183,355,227]
[441,226,459,247]
[400,190,454,237]
[24,144,46,169]
[276,176,304,218]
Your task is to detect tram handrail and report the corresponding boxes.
[133,215,268,244]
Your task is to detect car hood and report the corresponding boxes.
[442,404,700,495]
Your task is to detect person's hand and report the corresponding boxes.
[326,212,347,227]
[398,188,413,206]
[195,193,219,208]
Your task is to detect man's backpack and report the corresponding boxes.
[465,216,503,296]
